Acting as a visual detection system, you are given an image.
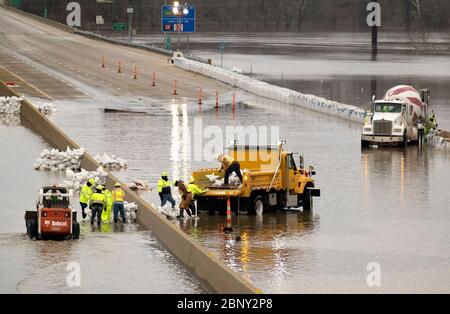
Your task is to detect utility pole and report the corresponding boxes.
[405,0,411,32]
[371,0,379,59]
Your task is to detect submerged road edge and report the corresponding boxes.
[0,83,260,294]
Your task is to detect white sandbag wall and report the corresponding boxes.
[174,58,367,123]
[426,131,450,151]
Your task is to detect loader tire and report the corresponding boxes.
[27,219,38,239]
[72,222,80,240]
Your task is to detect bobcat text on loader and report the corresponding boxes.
[25,186,80,240]
[192,142,320,215]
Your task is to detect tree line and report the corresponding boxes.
[10,0,450,32]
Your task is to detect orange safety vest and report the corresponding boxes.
[112,188,125,202]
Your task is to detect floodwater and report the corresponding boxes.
[139,32,450,131]
[49,94,450,293]
[52,32,450,293]
[3,32,450,293]
[0,122,206,293]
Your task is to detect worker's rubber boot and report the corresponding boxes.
[176,209,184,219]
[82,210,86,219]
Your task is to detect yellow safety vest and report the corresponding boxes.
[188,183,204,197]
[112,188,125,202]
[91,192,106,205]
[80,184,93,204]
[103,189,113,207]
[157,179,171,193]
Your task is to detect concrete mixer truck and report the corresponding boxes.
[361,85,430,147]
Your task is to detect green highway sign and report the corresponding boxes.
[113,23,127,31]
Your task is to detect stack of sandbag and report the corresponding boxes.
[206,172,242,186]
[128,179,151,191]
[94,153,128,170]
[35,102,56,115]
[157,203,178,219]
[34,147,85,172]
[228,172,242,185]
[62,167,108,192]
[85,201,137,223]
[124,202,138,222]
[0,96,22,115]
[0,96,22,125]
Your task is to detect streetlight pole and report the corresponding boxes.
[178,9,181,50]
[172,2,189,52]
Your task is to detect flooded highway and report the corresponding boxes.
[1,7,449,293]
[47,93,450,293]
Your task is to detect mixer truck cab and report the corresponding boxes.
[191,143,320,215]
[362,85,430,147]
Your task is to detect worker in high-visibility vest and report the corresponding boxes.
[79,178,95,219]
[157,171,175,210]
[187,176,207,217]
[90,185,106,226]
[174,180,192,218]
[425,111,438,135]
[101,186,113,224]
[217,154,243,185]
[112,182,126,223]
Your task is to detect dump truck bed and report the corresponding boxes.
[193,167,283,199]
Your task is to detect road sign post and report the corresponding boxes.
[113,23,127,31]
[127,7,134,42]
[219,41,225,68]
[161,5,196,51]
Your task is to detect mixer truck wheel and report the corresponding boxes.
[402,132,408,148]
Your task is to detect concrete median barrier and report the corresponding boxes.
[1,83,259,294]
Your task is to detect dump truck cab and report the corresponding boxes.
[25,185,80,240]
[192,144,320,215]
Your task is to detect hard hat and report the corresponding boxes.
[188,176,195,184]
[88,178,96,185]
[161,171,169,177]
[96,185,104,191]
[216,154,224,162]
[115,182,121,188]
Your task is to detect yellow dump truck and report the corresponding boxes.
[192,144,320,215]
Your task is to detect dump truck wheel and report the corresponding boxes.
[27,219,38,239]
[252,195,265,215]
[302,189,313,212]
[72,222,80,240]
